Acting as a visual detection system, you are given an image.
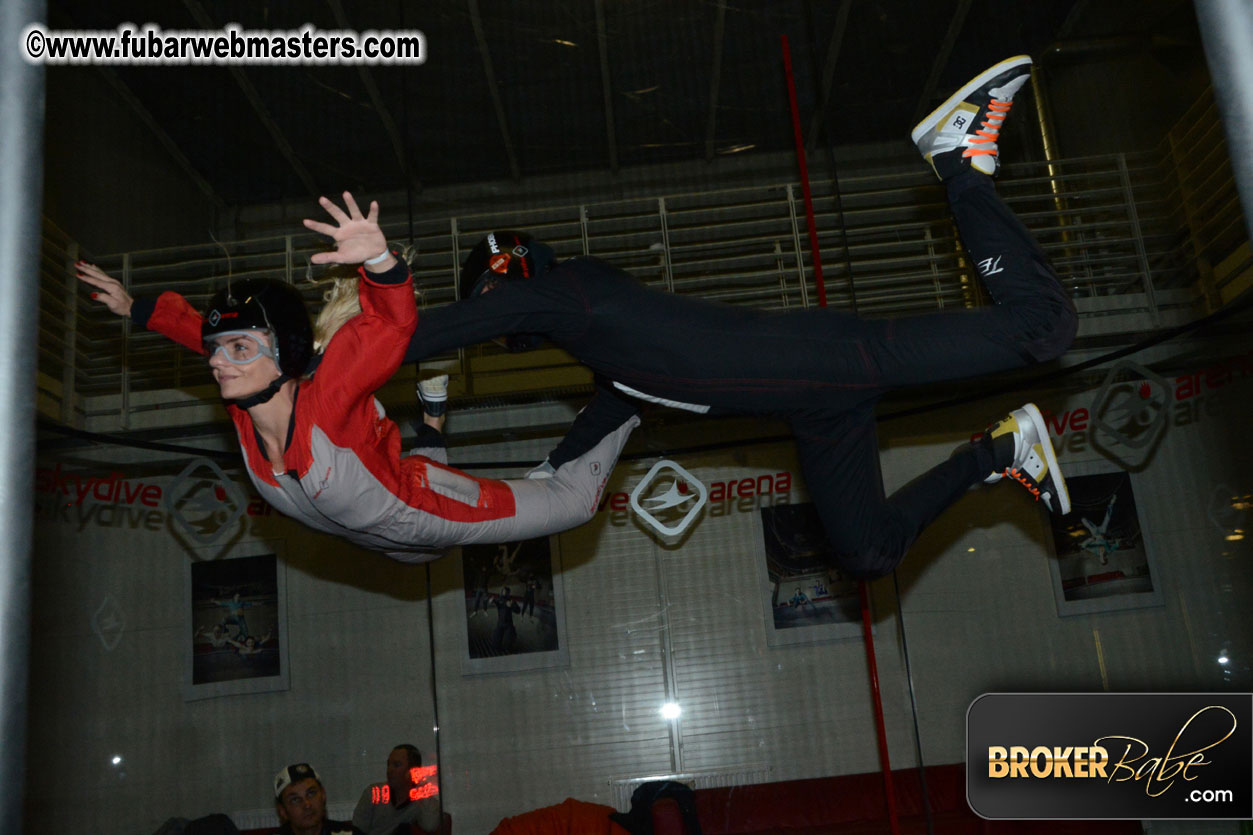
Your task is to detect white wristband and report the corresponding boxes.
[364,248,391,265]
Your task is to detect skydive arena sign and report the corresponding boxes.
[967,693,1252,820]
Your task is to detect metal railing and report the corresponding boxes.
[1160,87,1250,307]
[38,136,1241,433]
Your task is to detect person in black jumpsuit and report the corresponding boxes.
[491,587,519,653]
[522,578,538,619]
[406,57,1075,581]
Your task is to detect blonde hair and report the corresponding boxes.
[311,248,423,353]
[312,276,362,353]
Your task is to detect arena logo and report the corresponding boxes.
[971,350,1252,456]
[598,470,794,519]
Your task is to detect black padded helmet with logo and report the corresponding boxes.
[202,279,314,379]
[458,231,556,301]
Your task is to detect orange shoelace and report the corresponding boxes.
[1003,466,1042,500]
[962,98,1012,158]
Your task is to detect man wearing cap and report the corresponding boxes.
[273,763,355,835]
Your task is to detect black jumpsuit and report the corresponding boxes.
[406,171,1077,579]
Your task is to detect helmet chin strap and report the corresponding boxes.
[229,373,291,409]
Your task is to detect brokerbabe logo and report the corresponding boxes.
[967,693,1252,820]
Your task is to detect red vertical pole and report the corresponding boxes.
[781,33,900,835]
[779,35,828,308]
[860,581,901,835]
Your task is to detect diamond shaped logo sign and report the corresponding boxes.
[629,459,708,538]
[91,595,125,651]
[164,457,248,545]
[1091,359,1173,467]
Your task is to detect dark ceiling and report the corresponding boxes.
[47,0,1202,208]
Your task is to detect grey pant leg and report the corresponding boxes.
[384,415,636,551]
[496,414,640,541]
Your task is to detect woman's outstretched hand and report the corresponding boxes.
[76,262,133,317]
[302,191,395,272]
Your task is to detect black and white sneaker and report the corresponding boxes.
[912,55,1033,181]
[418,374,449,418]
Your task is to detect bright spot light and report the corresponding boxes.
[660,701,682,720]
[1225,534,1244,541]
[967,547,976,552]
[1218,655,1229,665]
[111,755,122,766]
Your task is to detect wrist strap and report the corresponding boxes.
[364,248,392,265]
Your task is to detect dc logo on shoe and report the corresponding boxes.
[590,461,601,476]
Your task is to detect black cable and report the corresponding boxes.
[424,561,444,821]
[37,419,241,462]
[892,570,933,835]
[803,0,859,314]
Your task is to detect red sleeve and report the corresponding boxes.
[305,268,418,438]
[144,291,207,355]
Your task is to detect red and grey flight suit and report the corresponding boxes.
[132,263,637,561]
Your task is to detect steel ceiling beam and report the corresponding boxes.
[96,66,226,210]
[704,0,727,161]
[594,0,619,173]
[910,0,974,126]
[183,0,320,198]
[55,11,224,210]
[326,0,423,194]
[468,0,521,180]
[804,0,853,153]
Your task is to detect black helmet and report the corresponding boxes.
[458,231,556,301]
[202,279,314,379]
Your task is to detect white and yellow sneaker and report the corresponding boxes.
[984,402,1070,515]
[912,55,1033,180]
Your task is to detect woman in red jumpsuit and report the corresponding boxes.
[77,194,637,561]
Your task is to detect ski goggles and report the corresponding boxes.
[204,330,276,366]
